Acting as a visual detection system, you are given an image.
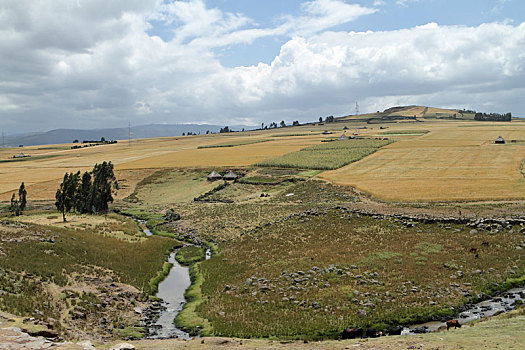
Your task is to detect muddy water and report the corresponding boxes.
[407,287,525,334]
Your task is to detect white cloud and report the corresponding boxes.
[396,0,420,7]
[0,0,524,133]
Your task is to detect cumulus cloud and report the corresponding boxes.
[0,0,524,133]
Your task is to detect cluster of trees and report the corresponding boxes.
[55,161,118,222]
[9,183,27,216]
[474,112,512,121]
[319,116,335,123]
[219,126,230,133]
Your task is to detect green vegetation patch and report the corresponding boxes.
[114,326,145,340]
[378,130,429,136]
[195,212,525,339]
[0,154,61,163]
[238,176,284,185]
[256,139,393,170]
[197,139,272,149]
[176,246,206,266]
[0,216,180,294]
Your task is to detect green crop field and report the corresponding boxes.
[256,139,392,170]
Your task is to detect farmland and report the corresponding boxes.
[1,107,525,348]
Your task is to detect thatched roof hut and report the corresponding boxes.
[223,170,239,181]
[338,133,348,140]
[494,136,505,144]
[207,170,223,181]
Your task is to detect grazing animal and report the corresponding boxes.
[446,320,462,330]
[388,326,403,336]
[475,253,479,259]
[341,328,363,339]
[469,247,477,254]
[365,328,382,338]
[481,241,489,246]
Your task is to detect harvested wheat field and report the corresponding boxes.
[0,132,324,200]
[321,120,525,201]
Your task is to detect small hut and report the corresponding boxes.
[322,130,333,135]
[343,126,349,130]
[338,133,348,140]
[207,170,223,181]
[223,170,239,181]
[494,136,505,144]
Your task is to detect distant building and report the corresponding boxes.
[494,136,505,144]
[322,131,333,135]
[207,170,223,181]
[12,153,30,159]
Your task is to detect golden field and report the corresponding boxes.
[321,121,525,201]
[1,117,524,202]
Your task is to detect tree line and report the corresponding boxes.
[55,161,118,222]
[474,112,512,121]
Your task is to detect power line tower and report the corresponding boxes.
[355,102,360,116]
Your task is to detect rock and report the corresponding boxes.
[26,329,58,338]
[109,343,135,350]
[78,340,97,350]
[470,229,478,234]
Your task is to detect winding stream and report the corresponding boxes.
[134,217,525,338]
[134,217,211,339]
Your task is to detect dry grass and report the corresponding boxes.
[1,119,525,203]
[321,120,525,201]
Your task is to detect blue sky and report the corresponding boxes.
[149,0,525,67]
[1,0,524,132]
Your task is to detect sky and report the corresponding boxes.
[1,0,524,133]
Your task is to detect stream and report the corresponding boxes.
[406,287,525,334]
[134,217,209,339]
[134,217,525,338]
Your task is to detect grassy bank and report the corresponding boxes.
[195,211,525,339]
[175,263,213,336]
[175,246,206,266]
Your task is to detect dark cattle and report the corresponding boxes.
[481,241,489,246]
[446,320,462,330]
[387,326,403,336]
[469,247,477,254]
[365,328,382,338]
[341,328,363,339]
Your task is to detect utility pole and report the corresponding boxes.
[355,102,360,116]
[128,121,131,147]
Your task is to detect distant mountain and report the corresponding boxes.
[4,124,256,147]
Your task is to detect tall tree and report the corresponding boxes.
[18,182,27,214]
[9,193,19,216]
[76,171,93,214]
[55,172,79,222]
[91,161,117,213]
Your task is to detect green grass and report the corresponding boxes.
[194,211,525,339]
[378,130,429,136]
[271,133,321,137]
[0,154,61,163]
[256,139,393,170]
[175,246,206,266]
[175,263,213,336]
[197,139,272,149]
[0,213,180,294]
[114,326,146,339]
[296,170,323,178]
[238,176,284,185]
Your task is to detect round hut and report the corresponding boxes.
[223,170,239,181]
[494,136,505,144]
[207,170,223,181]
